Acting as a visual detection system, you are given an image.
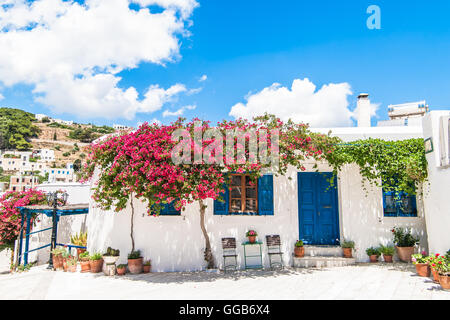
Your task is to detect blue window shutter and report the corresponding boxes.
[155,201,181,216]
[410,194,417,217]
[258,174,274,215]
[214,183,229,215]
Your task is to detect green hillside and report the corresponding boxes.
[0,108,40,150]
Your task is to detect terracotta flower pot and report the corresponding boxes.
[383,255,393,263]
[431,269,440,283]
[396,246,415,262]
[57,255,64,270]
[80,259,91,273]
[52,254,63,270]
[143,265,151,273]
[369,255,379,263]
[63,258,68,272]
[128,258,143,274]
[89,259,104,273]
[68,264,77,273]
[294,246,305,258]
[343,248,352,258]
[117,267,126,276]
[248,236,256,244]
[439,274,450,291]
[415,263,430,277]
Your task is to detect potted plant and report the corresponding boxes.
[127,250,143,274]
[438,261,450,291]
[429,253,444,283]
[51,248,64,270]
[246,230,257,243]
[61,249,71,272]
[294,240,305,257]
[392,227,419,262]
[366,247,380,263]
[380,245,395,263]
[117,264,127,276]
[70,231,87,258]
[341,240,355,258]
[66,256,78,273]
[89,252,104,273]
[412,252,431,277]
[103,247,120,265]
[143,260,151,273]
[79,251,91,273]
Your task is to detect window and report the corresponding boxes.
[214,174,274,215]
[229,174,258,213]
[151,202,181,216]
[383,190,417,217]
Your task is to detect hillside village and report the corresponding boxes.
[0,108,132,193]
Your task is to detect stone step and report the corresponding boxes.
[304,245,343,257]
[293,256,356,268]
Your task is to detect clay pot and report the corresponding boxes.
[439,274,450,291]
[431,269,440,283]
[67,264,77,273]
[383,255,393,263]
[396,246,415,262]
[80,259,91,273]
[89,259,104,273]
[248,236,256,244]
[52,254,63,270]
[369,255,379,263]
[128,258,143,274]
[415,263,431,277]
[57,255,64,270]
[343,248,352,258]
[143,265,151,273]
[294,246,305,258]
[117,267,126,276]
[63,258,68,272]
[76,248,86,258]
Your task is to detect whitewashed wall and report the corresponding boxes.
[422,111,450,255]
[0,248,12,273]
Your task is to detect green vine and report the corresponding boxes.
[324,138,427,195]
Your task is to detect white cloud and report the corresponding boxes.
[199,74,207,82]
[162,104,196,117]
[229,78,359,128]
[0,0,198,119]
[0,93,4,101]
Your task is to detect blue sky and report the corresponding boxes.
[1,0,450,127]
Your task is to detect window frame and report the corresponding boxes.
[228,173,258,214]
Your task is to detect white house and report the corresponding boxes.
[44,163,75,183]
[85,94,445,272]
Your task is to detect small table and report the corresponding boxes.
[242,241,263,270]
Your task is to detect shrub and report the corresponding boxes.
[379,244,395,256]
[127,250,142,259]
[62,152,71,157]
[366,247,381,256]
[295,240,304,247]
[341,240,355,249]
[391,227,419,247]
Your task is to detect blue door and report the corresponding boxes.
[297,172,339,245]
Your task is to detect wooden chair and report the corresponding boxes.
[221,237,238,272]
[265,235,283,269]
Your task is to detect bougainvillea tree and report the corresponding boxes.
[83,114,337,268]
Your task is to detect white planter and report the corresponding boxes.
[103,256,119,265]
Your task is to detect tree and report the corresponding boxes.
[83,115,337,268]
[0,108,40,150]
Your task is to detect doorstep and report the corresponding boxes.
[303,245,342,257]
[293,256,356,268]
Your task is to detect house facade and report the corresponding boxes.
[86,96,437,272]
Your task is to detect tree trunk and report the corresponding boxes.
[130,195,135,253]
[199,199,215,269]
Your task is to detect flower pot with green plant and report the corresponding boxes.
[79,251,91,273]
[51,248,64,270]
[341,240,355,258]
[61,249,71,272]
[412,252,431,277]
[103,247,120,265]
[379,245,395,263]
[117,264,127,276]
[66,256,78,273]
[294,240,304,258]
[366,247,381,263]
[89,253,104,273]
[434,254,450,291]
[429,254,444,283]
[143,260,151,273]
[246,230,258,243]
[127,250,143,274]
[70,231,87,258]
[392,227,419,262]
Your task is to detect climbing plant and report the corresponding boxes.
[324,138,427,195]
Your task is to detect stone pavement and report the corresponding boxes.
[0,263,448,300]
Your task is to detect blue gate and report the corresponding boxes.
[297,172,339,245]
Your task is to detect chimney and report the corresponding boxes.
[357,93,371,127]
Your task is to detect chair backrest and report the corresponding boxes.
[222,237,236,249]
[266,235,281,246]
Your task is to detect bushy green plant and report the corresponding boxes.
[79,251,90,259]
[341,240,355,249]
[117,264,127,269]
[90,252,103,261]
[412,252,431,265]
[379,244,395,256]
[295,240,304,247]
[391,227,419,247]
[366,247,381,256]
[127,250,142,259]
[143,260,151,266]
[104,247,120,257]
